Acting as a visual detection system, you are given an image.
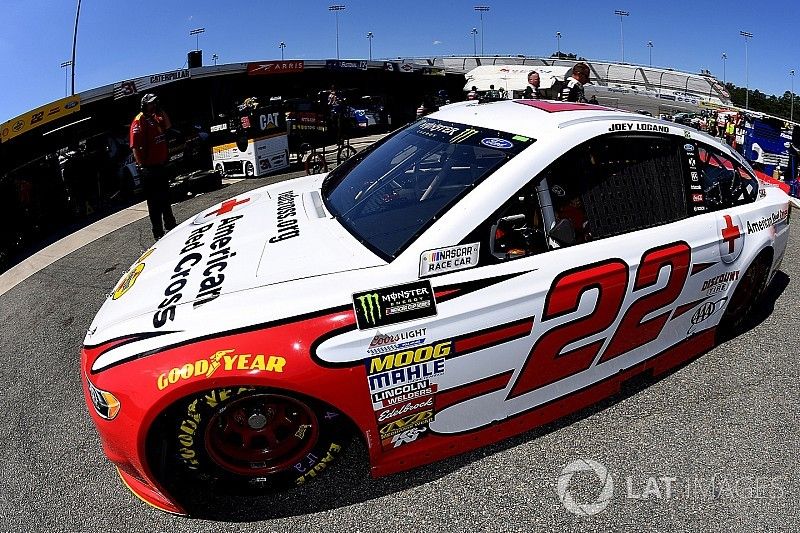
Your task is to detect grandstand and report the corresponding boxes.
[402,55,732,114]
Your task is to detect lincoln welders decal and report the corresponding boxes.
[352,280,437,330]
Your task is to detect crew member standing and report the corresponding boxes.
[130,93,176,240]
[560,62,590,103]
[525,71,541,99]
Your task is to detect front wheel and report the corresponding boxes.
[158,387,351,503]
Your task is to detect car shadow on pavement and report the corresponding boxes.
[190,271,790,522]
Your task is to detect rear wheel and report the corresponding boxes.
[158,387,351,503]
[717,251,771,340]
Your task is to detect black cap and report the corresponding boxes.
[141,93,158,110]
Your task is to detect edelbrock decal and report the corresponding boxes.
[419,243,480,277]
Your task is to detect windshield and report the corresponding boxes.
[322,118,534,259]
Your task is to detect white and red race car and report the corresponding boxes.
[81,100,790,515]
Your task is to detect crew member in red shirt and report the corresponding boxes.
[130,93,176,240]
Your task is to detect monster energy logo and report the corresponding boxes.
[451,128,478,144]
[357,293,382,325]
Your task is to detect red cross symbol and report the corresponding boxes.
[721,214,742,254]
[205,197,250,218]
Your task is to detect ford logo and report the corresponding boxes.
[683,143,694,152]
[480,137,513,149]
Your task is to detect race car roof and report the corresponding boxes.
[432,99,629,139]
[432,99,740,159]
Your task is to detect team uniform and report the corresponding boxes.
[560,78,586,103]
[130,111,176,239]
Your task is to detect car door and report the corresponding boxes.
[428,132,713,435]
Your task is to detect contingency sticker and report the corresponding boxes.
[353,280,437,330]
[419,243,480,277]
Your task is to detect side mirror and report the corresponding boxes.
[549,218,576,247]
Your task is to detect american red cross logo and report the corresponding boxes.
[205,197,250,218]
[721,214,742,254]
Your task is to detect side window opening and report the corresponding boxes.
[696,146,758,210]
[460,134,689,265]
[461,182,548,264]
[586,136,687,237]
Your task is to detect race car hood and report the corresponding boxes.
[89,175,384,334]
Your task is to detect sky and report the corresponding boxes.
[0,0,798,122]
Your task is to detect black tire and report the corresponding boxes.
[305,152,328,175]
[337,144,357,165]
[717,251,772,341]
[158,386,351,501]
[244,161,255,178]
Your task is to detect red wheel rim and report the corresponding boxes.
[204,394,319,476]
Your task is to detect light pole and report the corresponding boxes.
[367,32,373,61]
[740,30,753,110]
[189,27,205,51]
[211,53,218,66]
[474,6,490,56]
[329,5,346,59]
[647,40,653,67]
[70,0,81,95]
[791,69,795,122]
[60,60,73,97]
[279,41,286,61]
[614,10,629,63]
[471,28,478,56]
[556,31,561,57]
[721,52,727,84]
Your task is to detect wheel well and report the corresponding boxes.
[752,246,774,271]
[143,385,365,496]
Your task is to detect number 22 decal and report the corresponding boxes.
[507,241,692,399]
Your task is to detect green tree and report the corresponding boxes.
[725,82,799,121]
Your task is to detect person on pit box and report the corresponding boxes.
[130,93,176,240]
[524,71,541,99]
[560,62,590,103]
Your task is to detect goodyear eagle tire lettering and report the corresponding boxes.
[161,386,351,499]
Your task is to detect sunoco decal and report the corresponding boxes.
[419,243,480,277]
[112,248,154,300]
[352,280,437,330]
